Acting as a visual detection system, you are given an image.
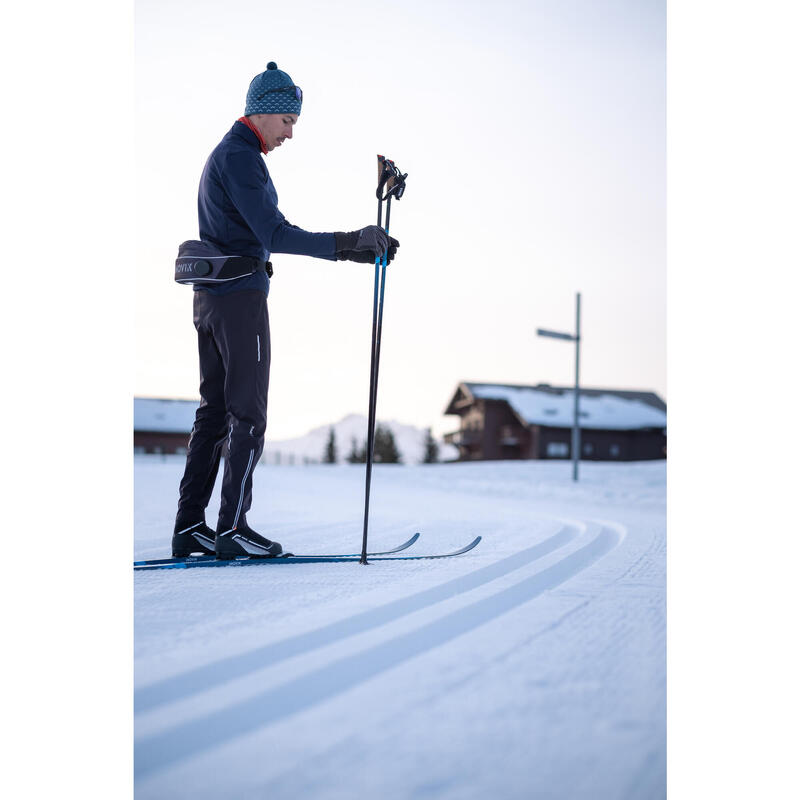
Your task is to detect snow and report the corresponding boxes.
[135,456,665,799]
[468,384,667,430]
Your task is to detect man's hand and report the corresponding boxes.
[335,226,399,263]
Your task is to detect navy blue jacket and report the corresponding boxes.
[196,120,336,293]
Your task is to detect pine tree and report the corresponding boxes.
[423,428,439,463]
[347,436,366,464]
[323,427,337,464]
[373,424,402,464]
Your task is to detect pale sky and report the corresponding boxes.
[135,0,665,440]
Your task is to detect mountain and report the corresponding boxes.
[264,414,458,465]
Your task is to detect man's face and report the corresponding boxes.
[255,113,298,152]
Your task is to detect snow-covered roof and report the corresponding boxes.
[134,397,198,433]
[466,384,666,431]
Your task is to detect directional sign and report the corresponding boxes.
[536,328,575,342]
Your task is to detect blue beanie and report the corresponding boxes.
[244,62,302,116]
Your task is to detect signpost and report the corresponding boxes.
[537,292,582,481]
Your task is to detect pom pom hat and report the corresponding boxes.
[244,62,303,116]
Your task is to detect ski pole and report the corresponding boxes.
[362,194,392,556]
[371,191,392,423]
[361,194,383,564]
[360,156,407,565]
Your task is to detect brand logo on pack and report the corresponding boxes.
[174,241,269,285]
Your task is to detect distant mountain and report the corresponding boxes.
[264,414,458,465]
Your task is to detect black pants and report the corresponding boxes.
[177,289,270,532]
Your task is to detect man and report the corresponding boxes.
[172,61,399,560]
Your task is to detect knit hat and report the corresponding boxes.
[244,62,302,116]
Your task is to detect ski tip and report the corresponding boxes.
[459,535,482,553]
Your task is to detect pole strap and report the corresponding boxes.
[376,154,408,201]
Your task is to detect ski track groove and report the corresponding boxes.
[135,525,579,713]
[430,596,595,702]
[135,522,623,780]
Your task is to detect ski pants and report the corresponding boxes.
[177,289,270,532]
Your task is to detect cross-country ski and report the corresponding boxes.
[135,535,479,571]
[133,532,421,568]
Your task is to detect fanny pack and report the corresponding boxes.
[174,240,273,285]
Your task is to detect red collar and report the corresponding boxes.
[238,116,268,155]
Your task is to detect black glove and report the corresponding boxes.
[335,225,399,263]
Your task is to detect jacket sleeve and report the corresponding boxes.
[220,150,337,260]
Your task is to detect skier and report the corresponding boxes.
[172,61,399,560]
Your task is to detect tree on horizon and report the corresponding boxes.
[323,427,337,464]
[373,424,401,464]
[423,428,439,463]
[346,436,365,464]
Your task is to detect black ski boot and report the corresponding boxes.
[215,523,283,560]
[172,520,217,557]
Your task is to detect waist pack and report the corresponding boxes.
[174,240,273,285]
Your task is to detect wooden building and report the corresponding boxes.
[444,382,666,462]
[134,397,197,455]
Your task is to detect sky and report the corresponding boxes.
[135,0,665,440]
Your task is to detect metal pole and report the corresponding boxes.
[360,198,384,564]
[572,292,581,482]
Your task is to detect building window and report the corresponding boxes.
[546,442,569,458]
[609,443,620,458]
[583,442,594,456]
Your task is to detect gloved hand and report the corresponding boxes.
[335,225,399,263]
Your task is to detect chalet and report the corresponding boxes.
[134,397,197,455]
[444,382,666,462]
